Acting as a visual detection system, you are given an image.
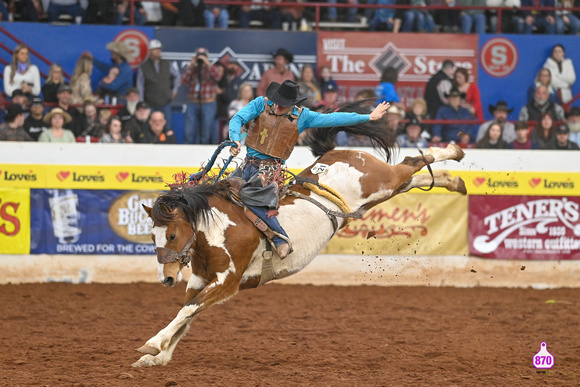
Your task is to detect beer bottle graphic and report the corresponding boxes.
[48,189,81,244]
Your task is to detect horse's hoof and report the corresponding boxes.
[132,354,157,367]
[449,144,465,162]
[136,344,160,356]
[455,177,467,195]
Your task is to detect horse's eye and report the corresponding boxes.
[170,234,176,241]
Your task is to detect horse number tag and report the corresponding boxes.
[533,342,554,369]
[311,163,329,175]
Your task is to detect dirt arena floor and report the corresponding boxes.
[0,282,578,386]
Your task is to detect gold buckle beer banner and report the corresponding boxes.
[0,188,30,254]
[322,194,468,256]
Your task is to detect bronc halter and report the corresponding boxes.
[155,228,196,265]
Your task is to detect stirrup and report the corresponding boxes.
[272,232,293,259]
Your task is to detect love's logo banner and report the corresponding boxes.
[1,165,579,196]
[0,165,193,190]
[448,171,579,196]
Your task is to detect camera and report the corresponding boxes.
[196,57,204,66]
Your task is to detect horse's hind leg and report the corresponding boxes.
[378,144,465,199]
[425,143,465,163]
[395,170,467,195]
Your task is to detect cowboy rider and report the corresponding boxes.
[229,80,389,259]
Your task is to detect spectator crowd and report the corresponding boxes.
[3,0,580,35]
[0,28,578,149]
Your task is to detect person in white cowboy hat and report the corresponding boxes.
[38,108,76,143]
[136,39,181,130]
[81,41,134,99]
[228,79,391,259]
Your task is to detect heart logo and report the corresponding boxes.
[116,172,130,182]
[57,171,70,181]
[473,177,486,187]
[529,178,542,188]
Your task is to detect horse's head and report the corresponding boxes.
[144,182,229,287]
[143,203,194,287]
[143,185,211,287]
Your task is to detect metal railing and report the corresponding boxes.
[0,24,72,81]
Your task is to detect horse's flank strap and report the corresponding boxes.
[303,182,353,219]
[287,191,340,232]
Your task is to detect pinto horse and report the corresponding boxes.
[134,119,466,367]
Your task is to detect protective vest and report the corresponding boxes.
[245,100,301,159]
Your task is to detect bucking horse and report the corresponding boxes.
[134,110,467,367]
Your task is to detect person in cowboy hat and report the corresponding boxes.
[228,80,390,259]
[38,108,76,143]
[475,101,516,144]
[256,48,296,97]
[81,41,134,98]
[0,104,33,141]
[432,85,476,144]
[137,39,181,130]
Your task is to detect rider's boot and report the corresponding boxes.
[247,205,293,259]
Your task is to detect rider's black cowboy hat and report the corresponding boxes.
[266,80,307,108]
[488,101,514,115]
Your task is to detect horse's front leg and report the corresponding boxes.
[132,266,241,367]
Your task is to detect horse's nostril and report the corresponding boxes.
[163,277,174,286]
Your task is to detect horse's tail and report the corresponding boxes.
[304,100,397,163]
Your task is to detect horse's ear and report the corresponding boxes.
[142,205,152,217]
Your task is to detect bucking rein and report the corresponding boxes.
[162,141,434,285]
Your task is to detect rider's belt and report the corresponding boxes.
[245,100,301,160]
[245,157,280,168]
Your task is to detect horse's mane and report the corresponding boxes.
[151,180,231,227]
[304,100,397,163]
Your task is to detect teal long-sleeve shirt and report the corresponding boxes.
[229,97,371,160]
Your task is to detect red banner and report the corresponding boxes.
[469,196,580,260]
[317,32,478,108]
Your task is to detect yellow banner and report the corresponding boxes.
[322,194,468,255]
[403,171,580,196]
[1,164,579,196]
[1,165,199,190]
[0,188,30,254]
[0,165,45,188]
[457,171,579,196]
